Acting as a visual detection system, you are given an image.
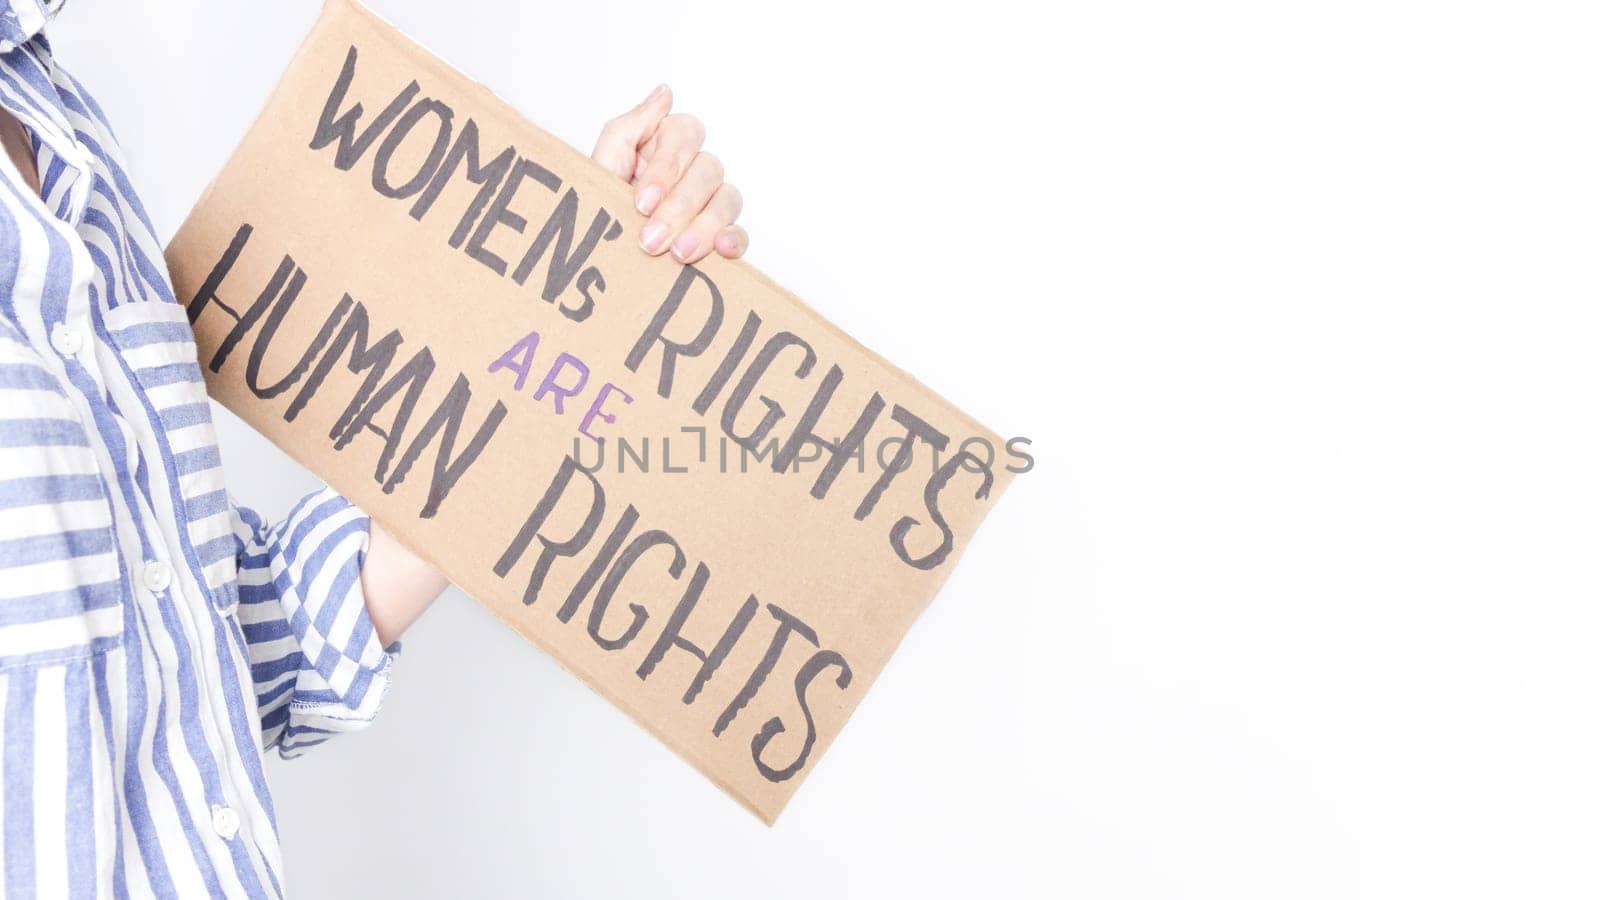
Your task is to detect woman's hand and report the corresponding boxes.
[591,85,748,265]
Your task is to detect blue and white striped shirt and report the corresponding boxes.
[0,2,394,896]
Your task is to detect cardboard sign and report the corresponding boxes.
[166,0,1013,822]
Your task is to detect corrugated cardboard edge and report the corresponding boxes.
[169,0,1017,826]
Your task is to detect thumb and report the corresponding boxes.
[592,84,673,179]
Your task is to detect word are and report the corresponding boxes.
[487,329,632,446]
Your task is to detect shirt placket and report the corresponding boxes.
[0,53,261,859]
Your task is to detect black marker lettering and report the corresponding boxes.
[587,529,685,651]
[855,405,948,520]
[713,603,818,737]
[208,255,296,373]
[186,223,252,334]
[638,573,759,706]
[332,347,435,487]
[721,332,815,453]
[493,456,606,607]
[310,46,418,170]
[246,279,353,400]
[691,309,760,415]
[384,374,507,518]
[510,188,614,302]
[751,649,852,782]
[624,265,724,399]
[773,368,885,502]
[557,504,636,624]
[371,98,454,199]
[288,300,402,426]
[890,449,995,570]
[464,157,560,277]
[407,119,517,247]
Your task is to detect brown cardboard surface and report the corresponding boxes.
[165,0,1013,823]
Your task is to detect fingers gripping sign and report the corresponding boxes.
[590,85,748,266]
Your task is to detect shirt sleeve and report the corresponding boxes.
[230,486,395,758]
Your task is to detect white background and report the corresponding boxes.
[50,0,1600,897]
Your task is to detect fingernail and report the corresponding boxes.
[671,234,699,262]
[640,223,669,253]
[636,184,662,215]
[648,83,667,102]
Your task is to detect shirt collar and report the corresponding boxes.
[0,1,62,50]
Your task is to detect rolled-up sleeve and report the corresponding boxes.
[230,487,394,758]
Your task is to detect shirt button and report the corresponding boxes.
[211,805,240,840]
[142,560,172,593]
[50,323,83,357]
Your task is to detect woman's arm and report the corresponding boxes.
[360,520,449,646]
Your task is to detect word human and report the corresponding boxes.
[312,45,621,324]
[189,224,505,519]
